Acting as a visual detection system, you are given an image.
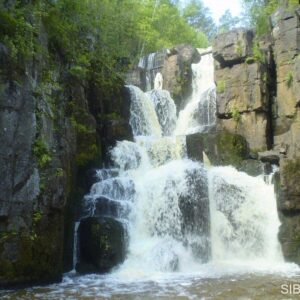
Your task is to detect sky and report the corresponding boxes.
[201,0,242,23]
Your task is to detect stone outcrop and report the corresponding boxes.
[213,29,254,67]
[76,217,126,274]
[213,5,300,264]
[213,29,271,153]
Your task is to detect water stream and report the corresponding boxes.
[2,49,299,299]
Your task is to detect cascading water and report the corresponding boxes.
[80,49,286,277]
[208,167,283,265]
[175,48,216,135]
[6,48,299,300]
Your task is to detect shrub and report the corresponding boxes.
[285,71,293,88]
[217,80,226,93]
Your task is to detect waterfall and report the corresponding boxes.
[80,48,283,276]
[175,49,216,135]
[208,167,283,265]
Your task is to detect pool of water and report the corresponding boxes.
[2,263,300,299]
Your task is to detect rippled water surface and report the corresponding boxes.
[2,264,300,299]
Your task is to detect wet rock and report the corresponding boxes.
[162,45,201,109]
[179,167,210,262]
[84,169,100,193]
[237,159,264,177]
[258,150,280,164]
[76,217,126,274]
[186,132,249,168]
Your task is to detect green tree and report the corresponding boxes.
[218,9,241,33]
[182,0,217,40]
[240,0,299,35]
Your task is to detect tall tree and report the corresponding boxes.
[240,0,299,35]
[218,9,241,33]
[182,0,217,40]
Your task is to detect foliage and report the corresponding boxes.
[182,0,216,40]
[252,40,266,63]
[235,40,243,56]
[285,71,293,88]
[240,0,299,36]
[231,106,241,124]
[0,0,209,82]
[245,57,255,64]
[32,138,52,168]
[216,81,226,93]
[218,10,241,34]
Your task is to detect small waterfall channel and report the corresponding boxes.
[75,48,285,277]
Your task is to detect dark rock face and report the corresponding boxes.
[0,25,132,288]
[76,217,125,274]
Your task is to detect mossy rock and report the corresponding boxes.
[0,214,63,287]
[186,132,249,169]
[281,158,300,197]
[76,217,126,274]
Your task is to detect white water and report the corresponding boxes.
[80,49,294,283]
[175,48,216,135]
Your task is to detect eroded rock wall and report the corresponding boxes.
[213,5,300,264]
[0,24,132,287]
[213,28,271,153]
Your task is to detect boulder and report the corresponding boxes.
[76,217,126,274]
[237,159,264,177]
[179,167,210,262]
[212,29,254,67]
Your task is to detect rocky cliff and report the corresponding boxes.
[0,21,132,287]
[212,6,300,264]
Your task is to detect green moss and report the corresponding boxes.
[71,117,95,134]
[245,57,255,64]
[76,143,100,168]
[55,168,64,177]
[285,71,293,88]
[262,73,268,83]
[103,112,122,121]
[252,41,266,64]
[216,132,249,167]
[187,132,249,168]
[0,210,63,285]
[216,80,226,93]
[231,106,241,124]
[282,158,300,183]
[235,40,243,56]
[32,138,52,168]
